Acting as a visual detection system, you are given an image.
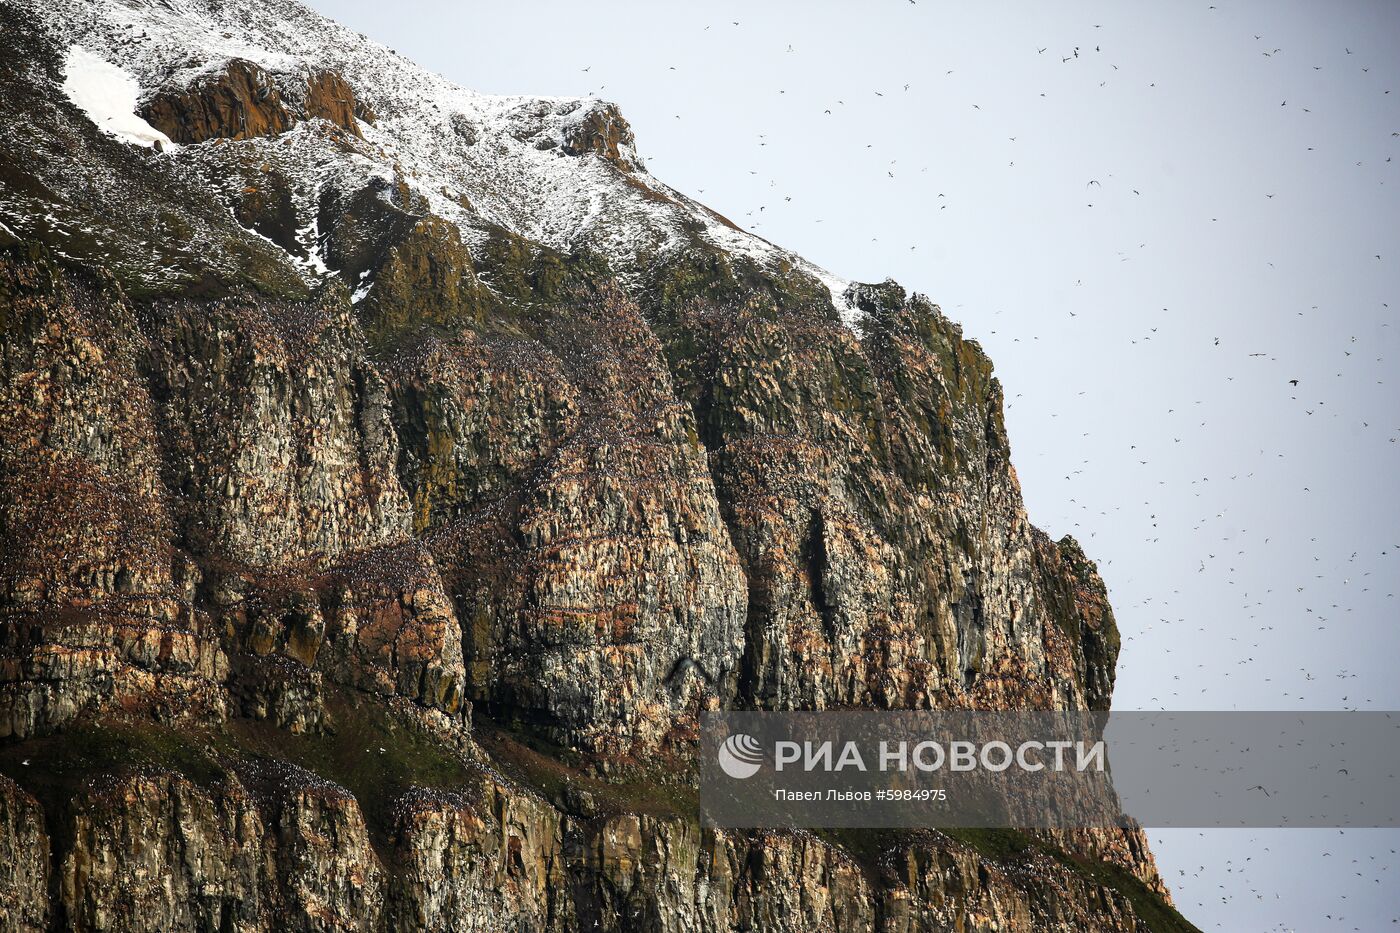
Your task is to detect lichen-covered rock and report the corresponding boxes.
[0,251,466,744]
[389,783,567,931]
[0,774,47,931]
[406,284,748,756]
[60,772,269,931]
[58,766,384,932]
[642,275,1105,718]
[141,292,411,567]
[1031,531,1121,712]
[19,757,1184,933]
[577,821,877,932]
[0,0,1196,925]
[316,543,468,718]
[0,256,229,739]
[260,764,387,931]
[0,239,1188,928]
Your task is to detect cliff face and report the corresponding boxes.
[0,0,1195,930]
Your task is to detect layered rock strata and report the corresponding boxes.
[0,0,1197,929]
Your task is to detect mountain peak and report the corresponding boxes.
[25,0,857,320]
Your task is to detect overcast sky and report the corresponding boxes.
[306,1,1400,927]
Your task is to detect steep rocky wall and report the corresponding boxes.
[0,1,1197,923]
[1,750,1185,933]
[0,248,463,744]
[0,241,1192,930]
[642,269,1103,718]
[0,774,48,932]
[393,280,749,757]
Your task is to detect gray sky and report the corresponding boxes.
[305,1,1400,927]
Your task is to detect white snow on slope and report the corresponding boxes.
[33,0,857,321]
[61,45,175,150]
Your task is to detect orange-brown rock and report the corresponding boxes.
[142,59,295,143]
[141,62,364,144]
[304,70,364,137]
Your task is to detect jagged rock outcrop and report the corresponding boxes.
[141,60,364,144]
[0,251,465,744]
[0,0,1198,929]
[561,103,640,171]
[142,59,297,143]
[648,275,1087,717]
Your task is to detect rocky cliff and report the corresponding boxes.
[0,0,1196,930]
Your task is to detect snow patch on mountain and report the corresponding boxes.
[813,271,861,327]
[61,45,175,149]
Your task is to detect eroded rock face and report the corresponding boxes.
[389,784,565,931]
[0,775,47,931]
[15,763,1176,933]
[405,286,748,755]
[0,252,462,743]
[561,102,640,171]
[58,767,385,932]
[304,70,365,134]
[1031,532,1121,713]
[61,772,270,931]
[642,276,1111,719]
[0,257,228,740]
[0,238,1192,929]
[1,0,1194,924]
[141,60,364,144]
[143,60,296,143]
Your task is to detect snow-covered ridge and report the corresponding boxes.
[37,0,858,322]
